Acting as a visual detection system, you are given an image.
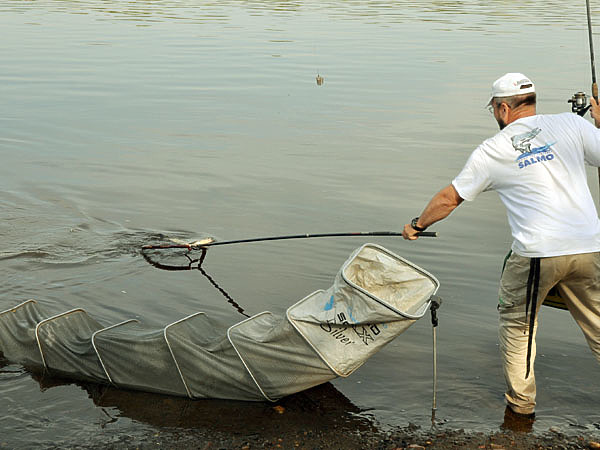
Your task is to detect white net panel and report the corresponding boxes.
[287,244,439,377]
[0,244,438,400]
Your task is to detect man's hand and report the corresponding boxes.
[402,223,420,240]
[402,184,463,241]
[591,97,600,128]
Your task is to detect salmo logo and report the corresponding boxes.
[516,143,556,169]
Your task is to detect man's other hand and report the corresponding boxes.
[591,97,600,128]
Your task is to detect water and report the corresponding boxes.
[2,1,600,446]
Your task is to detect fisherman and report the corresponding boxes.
[402,73,600,418]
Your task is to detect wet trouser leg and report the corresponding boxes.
[557,252,600,363]
[498,313,539,415]
[497,252,600,414]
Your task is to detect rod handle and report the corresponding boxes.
[417,231,438,237]
[593,82,599,102]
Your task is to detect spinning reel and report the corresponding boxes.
[568,91,591,116]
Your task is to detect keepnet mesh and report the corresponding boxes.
[0,244,438,400]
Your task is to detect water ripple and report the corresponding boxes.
[0,0,591,30]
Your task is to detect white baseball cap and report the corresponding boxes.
[487,73,535,106]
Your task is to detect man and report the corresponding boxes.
[402,73,600,417]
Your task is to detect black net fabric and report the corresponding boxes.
[93,321,190,396]
[36,309,105,381]
[163,313,265,401]
[0,300,48,368]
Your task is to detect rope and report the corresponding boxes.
[196,249,249,318]
[140,247,249,318]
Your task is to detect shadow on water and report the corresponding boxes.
[29,370,376,436]
[5,358,548,444]
[500,407,535,434]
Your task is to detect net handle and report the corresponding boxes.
[142,231,437,251]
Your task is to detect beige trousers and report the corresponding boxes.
[498,251,600,414]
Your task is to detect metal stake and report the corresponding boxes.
[430,297,441,426]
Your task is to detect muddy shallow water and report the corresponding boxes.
[1,1,600,447]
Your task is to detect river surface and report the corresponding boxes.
[1,1,600,447]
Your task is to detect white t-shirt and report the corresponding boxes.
[452,112,600,257]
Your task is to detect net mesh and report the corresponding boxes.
[0,244,438,400]
[36,309,105,381]
[228,312,335,401]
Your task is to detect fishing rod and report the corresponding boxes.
[569,0,598,115]
[570,0,598,114]
[568,0,600,201]
[141,230,437,251]
[587,0,598,103]
[587,0,600,200]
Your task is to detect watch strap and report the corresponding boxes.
[411,217,427,232]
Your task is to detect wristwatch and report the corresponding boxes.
[411,217,427,232]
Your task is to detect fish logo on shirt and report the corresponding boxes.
[509,127,556,169]
[511,128,542,154]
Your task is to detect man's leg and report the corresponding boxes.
[498,310,538,414]
[498,253,557,414]
[558,252,600,363]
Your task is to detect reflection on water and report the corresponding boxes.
[500,406,535,434]
[0,354,375,447]
[85,381,370,432]
[30,369,374,440]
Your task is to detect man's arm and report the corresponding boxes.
[402,184,464,240]
[585,97,600,168]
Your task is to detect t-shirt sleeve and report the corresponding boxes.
[579,116,600,167]
[451,146,493,201]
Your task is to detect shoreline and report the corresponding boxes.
[72,382,600,450]
[77,422,600,450]
[2,363,598,449]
